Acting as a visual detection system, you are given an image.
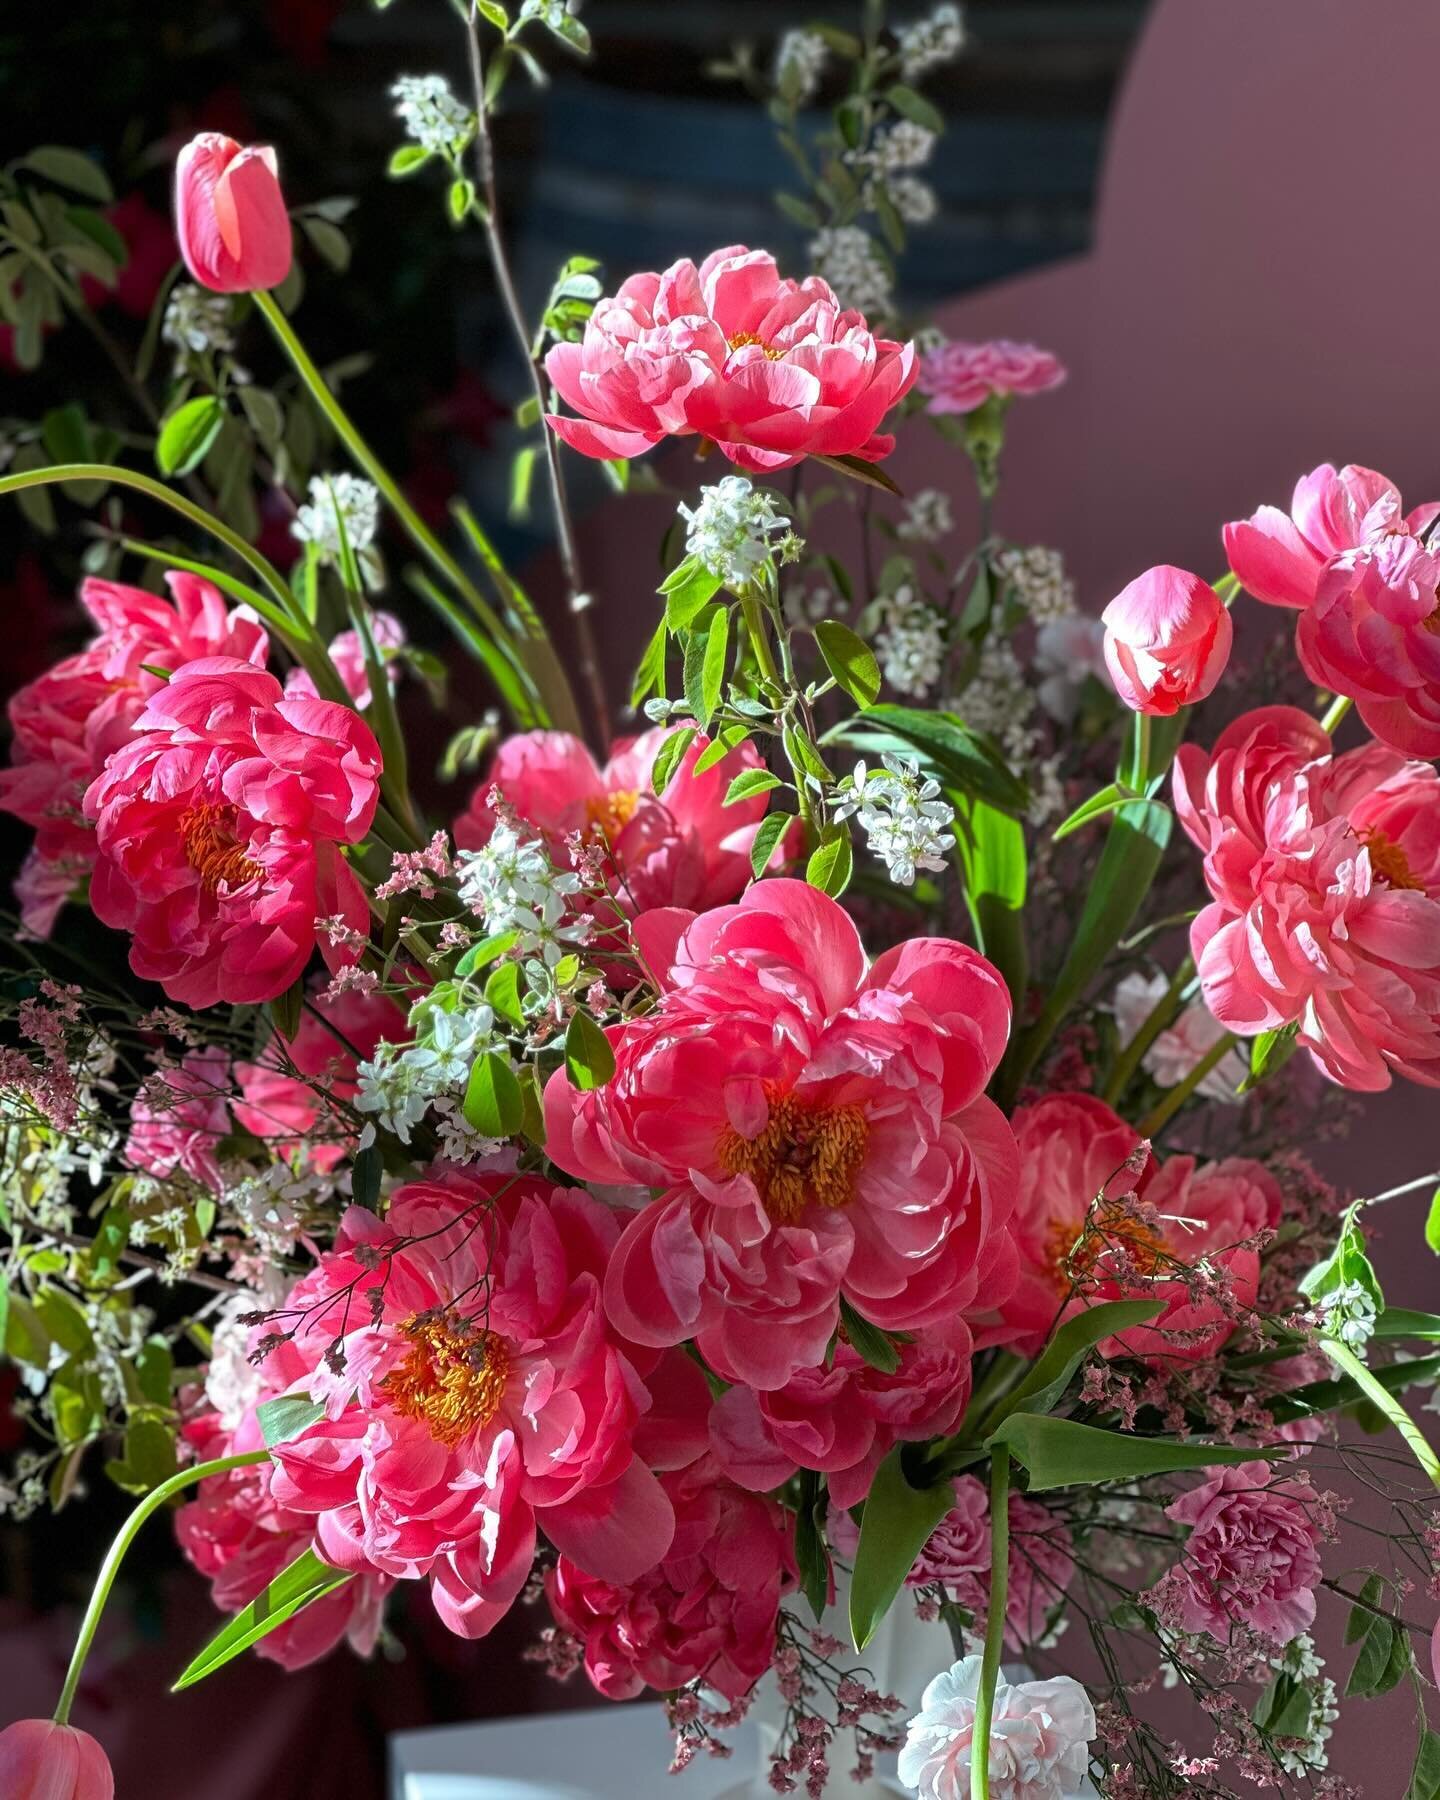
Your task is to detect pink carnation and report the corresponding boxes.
[544,1453,793,1702]
[456,725,780,915]
[544,245,916,472]
[899,1658,1095,1800]
[1161,1462,1321,1643]
[123,1044,232,1196]
[907,1476,1075,1652]
[1175,704,1440,1089]
[543,881,1020,1389]
[84,658,381,1008]
[917,339,1065,415]
[264,1170,674,1639]
[709,1317,973,1508]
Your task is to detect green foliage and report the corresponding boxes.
[174,1548,353,1691]
[849,1448,956,1650]
[564,1008,615,1092]
[984,1415,1273,1492]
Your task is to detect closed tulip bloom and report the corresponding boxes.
[1102,565,1233,715]
[175,132,292,293]
[0,1720,114,1800]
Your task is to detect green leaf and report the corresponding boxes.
[793,1471,830,1620]
[661,554,723,630]
[985,1415,1273,1492]
[454,931,520,977]
[749,811,794,880]
[1240,1022,1299,1095]
[690,607,730,733]
[885,85,945,133]
[448,178,476,224]
[268,977,304,1044]
[811,452,902,495]
[36,1288,93,1357]
[351,1143,382,1212]
[1052,782,1161,843]
[156,396,225,477]
[1346,1615,1397,1698]
[693,725,749,775]
[173,1547,353,1691]
[477,0,509,24]
[815,619,881,707]
[484,960,525,1029]
[1407,1729,1440,1800]
[838,1295,899,1373]
[832,705,1028,815]
[1344,1574,1385,1644]
[776,192,822,230]
[952,796,1027,1011]
[650,726,698,796]
[783,724,833,783]
[88,1201,132,1282]
[982,1299,1166,1432]
[300,216,350,273]
[134,1337,174,1407]
[108,1417,177,1493]
[724,768,782,807]
[630,618,668,710]
[849,1449,956,1649]
[388,145,431,177]
[509,444,538,520]
[1427,1189,1440,1256]
[564,1009,615,1092]
[463,1051,522,1137]
[20,146,113,202]
[806,824,854,898]
[257,1394,327,1448]
[1376,1308,1440,1341]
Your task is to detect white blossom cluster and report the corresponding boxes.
[834,753,956,885]
[391,74,473,156]
[521,0,581,27]
[1312,1279,1379,1353]
[455,818,594,967]
[866,121,937,173]
[808,225,893,317]
[889,175,938,224]
[896,488,955,544]
[1267,1637,1337,1776]
[782,579,837,626]
[222,1161,332,1258]
[774,28,828,104]
[995,544,1077,620]
[679,477,796,591]
[951,635,1031,741]
[876,586,947,697]
[896,3,967,81]
[162,284,235,363]
[292,473,381,563]
[354,1005,499,1147]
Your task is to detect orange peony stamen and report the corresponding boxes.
[182,802,262,894]
[1360,826,1424,892]
[380,1313,511,1449]
[584,788,641,844]
[727,330,784,361]
[717,1085,868,1225]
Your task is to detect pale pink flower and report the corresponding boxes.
[13,849,89,941]
[1175,705,1440,1089]
[898,1657,1095,1800]
[917,339,1066,415]
[1101,565,1233,716]
[84,658,381,1008]
[175,132,292,293]
[265,1170,674,1639]
[543,881,1020,1389]
[544,1454,792,1702]
[456,725,780,914]
[0,1720,113,1800]
[907,1476,1075,1651]
[1223,460,1437,610]
[124,1044,232,1195]
[1109,971,1246,1101]
[1163,1463,1322,1643]
[543,245,916,472]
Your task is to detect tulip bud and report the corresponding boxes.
[1102,565,1233,716]
[175,132,292,294]
[0,1720,114,1800]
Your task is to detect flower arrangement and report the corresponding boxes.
[1,6,1439,1800]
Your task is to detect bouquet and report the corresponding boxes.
[1,5,1439,1798]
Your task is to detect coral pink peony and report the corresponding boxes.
[710,1317,973,1508]
[175,132,293,293]
[0,1720,113,1800]
[1175,706,1440,1089]
[1160,1462,1321,1643]
[898,1658,1095,1800]
[1223,461,1438,611]
[455,725,785,915]
[916,339,1065,415]
[264,1169,674,1638]
[543,880,1020,1389]
[1101,565,1233,716]
[1297,536,1440,757]
[124,1044,232,1196]
[84,658,381,1008]
[544,1454,793,1702]
[543,246,915,473]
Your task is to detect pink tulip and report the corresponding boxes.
[0,1720,114,1800]
[1101,565,1233,716]
[175,132,292,294]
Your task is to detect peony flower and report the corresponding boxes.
[1223,460,1437,611]
[543,245,916,473]
[1162,1462,1321,1643]
[124,1044,232,1196]
[1101,565,1233,716]
[84,658,381,1008]
[1297,536,1440,757]
[709,1317,973,1507]
[906,1476,1075,1652]
[0,1720,113,1800]
[286,611,406,710]
[916,339,1065,415]
[544,1454,793,1702]
[175,132,293,293]
[264,1169,674,1639]
[455,725,783,916]
[543,880,1020,1389]
[1175,706,1440,1089]
[1108,971,1247,1102]
[898,1657,1095,1800]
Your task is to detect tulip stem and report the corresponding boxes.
[970,1448,1010,1800]
[1134,1030,1239,1138]
[53,1451,271,1726]
[1320,692,1353,735]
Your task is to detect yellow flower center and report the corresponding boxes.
[584,787,641,843]
[1361,826,1423,891]
[182,802,262,894]
[380,1313,511,1448]
[727,330,784,360]
[717,1085,868,1225]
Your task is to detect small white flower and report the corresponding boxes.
[868,120,937,173]
[678,477,793,591]
[354,1042,431,1144]
[162,285,234,362]
[888,174,939,224]
[391,74,473,156]
[808,225,893,317]
[896,3,967,82]
[896,488,954,544]
[996,544,1077,621]
[834,753,955,886]
[292,473,381,563]
[1314,1279,1379,1353]
[775,28,828,104]
[951,636,1031,739]
[430,1095,503,1165]
[455,821,593,967]
[876,585,947,698]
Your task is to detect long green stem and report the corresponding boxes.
[970,1449,1011,1800]
[54,1450,270,1725]
[740,590,781,686]
[1102,955,1194,1106]
[1320,692,1353,735]
[1134,1030,1238,1138]
[1322,1338,1440,1492]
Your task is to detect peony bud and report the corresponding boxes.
[1101,564,1233,716]
[174,132,292,294]
[0,1720,114,1800]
